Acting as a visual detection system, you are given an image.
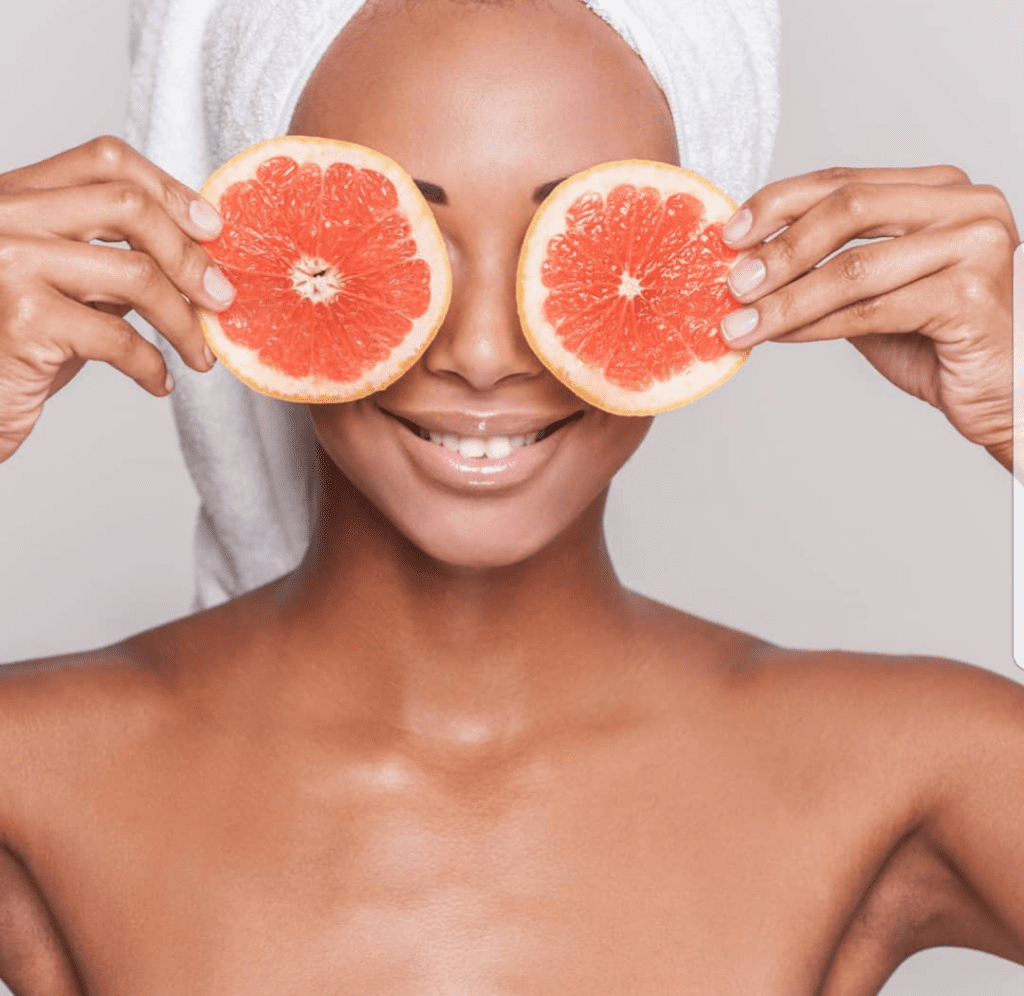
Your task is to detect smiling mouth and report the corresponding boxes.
[382,409,585,459]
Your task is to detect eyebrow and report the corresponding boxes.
[413,177,568,206]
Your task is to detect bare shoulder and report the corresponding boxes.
[750,645,1024,967]
[0,640,177,840]
[0,642,183,996]
[743,644,1024,765]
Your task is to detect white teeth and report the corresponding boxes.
[458,437,487,459]
[417,427,547,458]
[484,436,513,459]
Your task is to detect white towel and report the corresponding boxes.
[124,0,781,611]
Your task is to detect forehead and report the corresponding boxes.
[289,0,678,173]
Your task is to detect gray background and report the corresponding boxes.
[1,0,1022,992]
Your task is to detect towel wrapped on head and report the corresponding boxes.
[124,0,781,610]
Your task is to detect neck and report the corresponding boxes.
[271,449,648,752]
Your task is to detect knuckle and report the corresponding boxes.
[764,232,797,271]
[110,180,151,218]
[818,166,858,186]
[848,294,881,325]
[746,180,783,215]
[123,249,162,292]
[0,291,46,360]
[836,247,870,284]
[764,286,795,328]
[933,164,970,185]
[832,182,871,223]
[88,135,132,173]
[964,216,1015,255]
[159,176,192,221]
[951,267,989,308]
[104,313,141,360]
[0,239,24,279]
[971,183,1007,209]
[0,286,38,333]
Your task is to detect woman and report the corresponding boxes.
[0,0,1021,993]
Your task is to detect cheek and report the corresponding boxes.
[308,400,403,507]
[560,413,652,508]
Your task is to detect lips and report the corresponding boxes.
[379,406,585,437]
[377,402,587,492]
[379,406,585,461]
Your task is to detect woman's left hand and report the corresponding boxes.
[718,166,1019,471]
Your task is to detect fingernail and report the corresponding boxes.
[722,207,753,244]
[203,343,216,368]
[728,257,766,297]
[164,371,175,393]
[204,266,235,306]
[190,198,223,237]
[721,307,760,344]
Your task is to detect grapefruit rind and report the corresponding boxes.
[198,136,452,404]
[516,159,749,417]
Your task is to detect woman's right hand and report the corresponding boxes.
[0,135,236,463]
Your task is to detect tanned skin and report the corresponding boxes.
[1,1,1022,993]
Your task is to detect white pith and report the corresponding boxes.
[618,269,643,299]
[290,255,342,304]
[516,159,748,416]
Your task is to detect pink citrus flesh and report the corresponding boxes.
[517,159,748,415]
[199,136,452,403]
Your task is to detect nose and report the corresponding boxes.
[421,240,545,391]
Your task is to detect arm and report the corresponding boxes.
[0,659,87,996]
[912,658,1024,959]
[0,844,84,996]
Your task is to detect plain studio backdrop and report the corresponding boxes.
[1,0,1022,993]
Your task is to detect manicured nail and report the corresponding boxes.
[164,371,175,393]
[722,207,753,244]
[728,257,766,297]
[203,343,216,368]
[204,266,235,306]
[190,198,223,237]
[721,307,760,344]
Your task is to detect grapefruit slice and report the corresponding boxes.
[198,136,451,402]
[517,159,748,415]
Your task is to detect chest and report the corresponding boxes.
[21,731,903,996]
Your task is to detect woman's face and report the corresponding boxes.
[293,0,679,568]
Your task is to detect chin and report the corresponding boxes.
[395,508,575,571]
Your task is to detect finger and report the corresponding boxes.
[46,305,126,398]
[725,183,1019,304]
[722,164,972,249]
[0,135,223,242]
[740,259,1005,359]
[4,235,210,372]
[720,219,1012,348]
[0,181,236,318]
[3,286,172,398]
[46,291,174,396]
